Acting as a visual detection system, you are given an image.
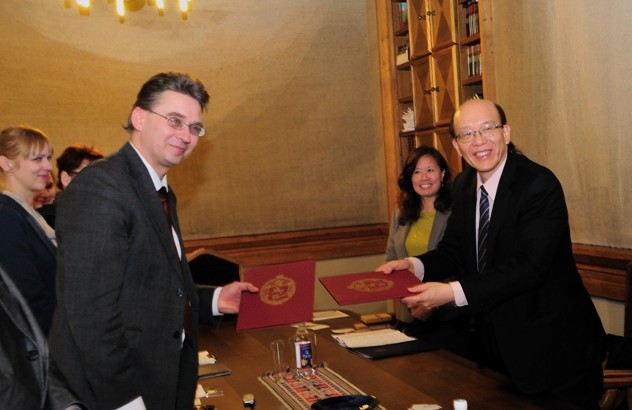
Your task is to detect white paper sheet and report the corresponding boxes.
[332,328,416,348]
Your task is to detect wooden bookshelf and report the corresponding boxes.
[378,0,496,216]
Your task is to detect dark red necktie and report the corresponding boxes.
[158,187,173,227]
[157,187,192,344]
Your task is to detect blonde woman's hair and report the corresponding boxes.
[0,126,51,179]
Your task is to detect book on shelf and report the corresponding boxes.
[393,2,408,32]
[463,0,479,37]
[401,105,415,132]
[400,3,408,25]
[396,43,409,66]
[466,44,482,77]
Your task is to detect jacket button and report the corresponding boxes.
[27,350,39,361]
[173,331,181,339]
[176,289,184,297]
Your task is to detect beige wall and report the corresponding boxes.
[490,0,632,249]
[487,1,632,334]
[2,0,630,332]
[0,0,387,240]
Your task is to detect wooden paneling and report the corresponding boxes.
[187,227,631,310]
[573,244,632,302]
[184,224,389,268]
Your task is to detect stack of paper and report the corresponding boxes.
[332,328,416,348]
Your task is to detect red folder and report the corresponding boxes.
[319,270,421,305]
[236,260,316,331]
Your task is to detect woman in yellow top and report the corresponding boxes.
[386,145,469,357]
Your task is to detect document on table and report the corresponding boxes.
[313,310,349,321]
[332,328,416,348]
[198,350,231,379]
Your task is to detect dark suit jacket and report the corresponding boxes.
[0,194,57,335]
[0,264,82,410]
[50,143,219,409]
[419,152,606,394]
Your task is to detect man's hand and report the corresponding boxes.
[376,258,413,274]
[409,304,435,321]
[402,282,454,311]
[217,281,259,314]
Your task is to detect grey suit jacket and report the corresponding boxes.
[0,264,82,410]
[385,209,451,261]
[50,143,219,409]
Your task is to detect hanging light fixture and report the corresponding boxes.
[65,0,194,21]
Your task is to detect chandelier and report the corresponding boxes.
[66,0,194,20]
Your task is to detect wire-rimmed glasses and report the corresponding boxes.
[148,110,206,137]
[455,123,503,143]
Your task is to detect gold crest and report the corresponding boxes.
[347,278,394,293]
[260,274,296,305]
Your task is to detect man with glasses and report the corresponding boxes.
[49,72,258,410]
[379,99,606,409]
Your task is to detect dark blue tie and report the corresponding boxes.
[478,186,490,273]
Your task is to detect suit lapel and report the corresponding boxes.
[120,144,183,273]
[25,212,56,257]
[428,210,449,250]
[463,171,478,271]
[486,153,518,266]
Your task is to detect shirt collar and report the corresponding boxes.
[129,142,168,191]
[477,153,508,201]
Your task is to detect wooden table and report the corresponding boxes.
[197,314,572,409]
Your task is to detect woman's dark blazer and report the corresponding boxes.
[0,194,56,335]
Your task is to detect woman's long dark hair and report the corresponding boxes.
[397,146,452,226]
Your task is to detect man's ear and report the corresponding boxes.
[60,170,72,189]
[502,124,511,145]
[130,106,145,132]
[452,138,463,157]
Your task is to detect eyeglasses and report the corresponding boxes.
[148,110,206,137]
[455,123,503,143]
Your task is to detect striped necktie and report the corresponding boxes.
[478,186,490,273]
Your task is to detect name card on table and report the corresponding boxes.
[236,260,316,331]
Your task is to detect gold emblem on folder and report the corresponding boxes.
[348,278,394,293]
[260,274,296,305]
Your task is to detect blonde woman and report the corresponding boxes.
[0,126,57,335]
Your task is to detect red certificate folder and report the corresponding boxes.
[236,260,316,331]
[319,270,421,305]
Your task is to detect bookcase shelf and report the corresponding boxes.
[377,0,496,215]
[462,74,482,85]
[459,32,480,46]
